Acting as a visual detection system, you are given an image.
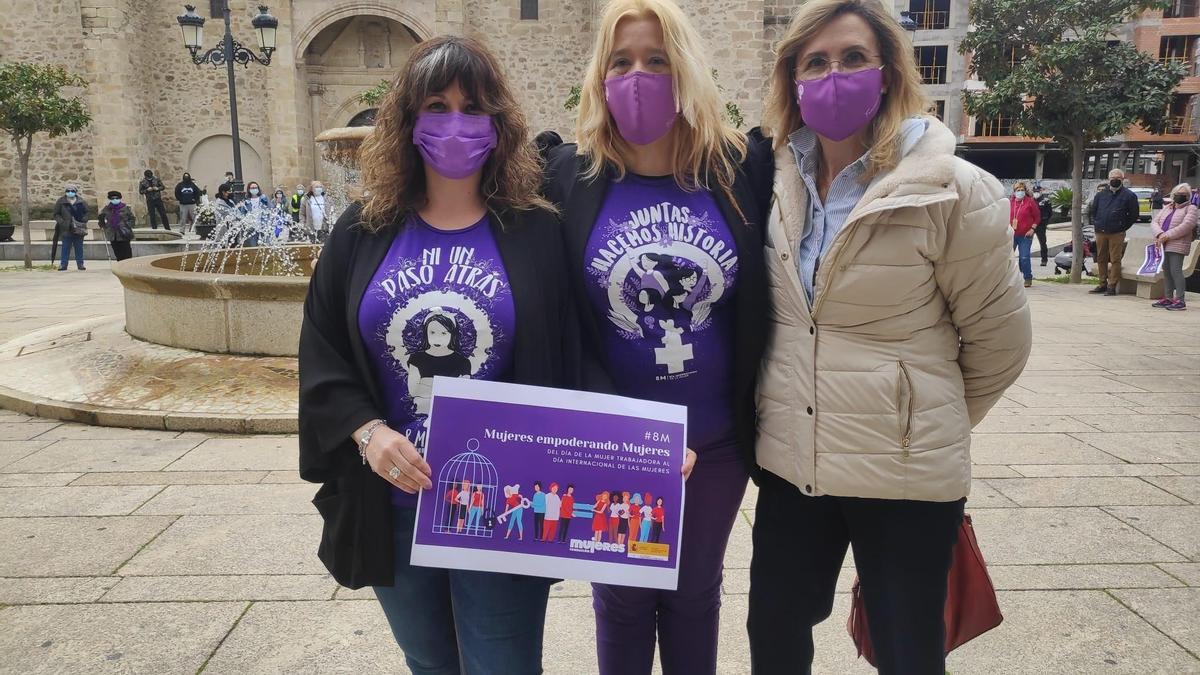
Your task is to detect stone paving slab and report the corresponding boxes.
[1169,464,1200,476]
[986,477,1186,507]
[969,433,1120,465]
[134,484,315,516]
[1143,476,1200,504]
[0,485,164,517]
[1116,392,1200,407]
[0,437,61,468]
[949,590,1200,673]
[1103,506,1200,560]
[985,563,1183,590]
[261,470,307,484]
[1010,463,1182,477]
[32,423,183,441]
[973,414,1099,433]
[0,515,175,577]
[0,422,59,441]
[0,601,246,675]
[1010,375,1148,394]
[0,576,121,604]
[970,508,1185,565]
[3,439,203,473]
[119,515,326,576]
[1073,432,1200,464]
[69,470,268,486]
[164,437,299,472]
[1071,414,1200,432]
[1111,588,1200,655]
[1159,563,1200,586]
[100,574,337,603]
[0,472,82,487]
[200,600,410,675]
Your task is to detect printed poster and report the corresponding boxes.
[411,377,688,590]
[1137,243,1165,276]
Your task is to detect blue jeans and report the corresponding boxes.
[1013,234,1032,280]
[373,507,551,675]
[59,234,84,269]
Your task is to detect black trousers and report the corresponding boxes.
[110,241,132,261]
[1035,222,1048,263]
[748,471,964,675]
[146,199,169,230]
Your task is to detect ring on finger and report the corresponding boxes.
[388,466,402,480]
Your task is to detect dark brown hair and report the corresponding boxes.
[359,36,552,231]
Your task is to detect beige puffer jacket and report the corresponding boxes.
[756,118,1031,502]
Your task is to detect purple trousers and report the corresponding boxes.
[592,446,748,675]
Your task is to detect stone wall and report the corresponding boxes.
[0,0,95,215]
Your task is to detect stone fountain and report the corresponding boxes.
[0,128,372,431]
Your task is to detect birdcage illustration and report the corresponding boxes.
[432,438,499,537]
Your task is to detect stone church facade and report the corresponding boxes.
[0,0,813,214]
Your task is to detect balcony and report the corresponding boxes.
[1165,115,1196,135]
[917,64,948,84]
[974,116,1017,137]
[1158,54,1199,77]
[908,10,949,30]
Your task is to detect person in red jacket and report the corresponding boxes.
[1010,181,1041,287]
[556,484,576,543]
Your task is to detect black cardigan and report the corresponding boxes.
[298,203,579,588]
[542,131,774,477]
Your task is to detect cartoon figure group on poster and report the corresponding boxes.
[591,490,666,545]
[498,481,585,543]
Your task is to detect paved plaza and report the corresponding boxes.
[0,263,1197,674]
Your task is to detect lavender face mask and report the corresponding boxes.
[795,67,884,142]
[414,112,498,179]
[604,71,679,146]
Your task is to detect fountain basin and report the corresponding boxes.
[113,246,317,357]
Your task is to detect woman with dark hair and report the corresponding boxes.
[405,311,472,416]
[298,36,577,673]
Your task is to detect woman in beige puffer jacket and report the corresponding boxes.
[746,1,1033,673]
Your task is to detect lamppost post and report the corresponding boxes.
[177,2,277,200]
[222,1,244,191]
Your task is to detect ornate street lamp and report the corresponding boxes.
[899,10,918,35]
[176,3,277,197]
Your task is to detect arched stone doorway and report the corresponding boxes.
[300,14,420,178]
[186,135,266,194]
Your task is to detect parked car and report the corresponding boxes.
[1131,187,1154,222]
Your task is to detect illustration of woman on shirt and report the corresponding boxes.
[663,264,706,330]
[406,311,472,416]
[633,252,672,312]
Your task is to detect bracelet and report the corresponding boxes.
[356,420,387,465]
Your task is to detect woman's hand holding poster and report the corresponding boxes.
[411,377,687,590]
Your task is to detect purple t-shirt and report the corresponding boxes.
[584,175,739,450]
[359,214,515,506]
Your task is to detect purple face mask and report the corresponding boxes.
[413,112,498,179]
[604,71,678,146]
[795,67,884,142]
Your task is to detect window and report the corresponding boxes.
[929,100,946,120]
[1166,93,1196,134]
[908,0,950,30]
[974,114,1015,137]
[1159,36,1199,76]
[913,46,948,84]
[520,0,538,20]
[1003,45,1024,71]
[1165,0,1200,18]
[209,0,224,19]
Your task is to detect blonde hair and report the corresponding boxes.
[575,0,746,202]
[764,0,928,178]
[1012,181,1028,193]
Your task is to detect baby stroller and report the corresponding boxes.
[1054,235,1095,276]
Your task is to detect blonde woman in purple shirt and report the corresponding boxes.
[543,0,773,672]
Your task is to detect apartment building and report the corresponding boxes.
[894,0,1200,188]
